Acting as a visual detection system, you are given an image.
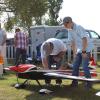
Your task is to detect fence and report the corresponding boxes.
[6,44,100,62]
[93,43,100,61]
[6,45,33,59]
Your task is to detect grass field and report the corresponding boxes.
[0,68,100,100]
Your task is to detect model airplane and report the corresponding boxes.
[4,59,100,89]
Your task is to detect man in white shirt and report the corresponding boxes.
[63,16,94,89]
[41,38,67,85]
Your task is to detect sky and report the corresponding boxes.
[1,0,100,38]
[59,0,100,34]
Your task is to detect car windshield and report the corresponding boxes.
[55,29,68,39]
[89,31,100,39]
[86,30,100,39]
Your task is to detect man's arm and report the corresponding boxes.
[82,37,87,51]
[78,25,88,52]
[42,57,49,69]
[82,37,88,58]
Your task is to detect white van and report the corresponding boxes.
[30,25,64,59]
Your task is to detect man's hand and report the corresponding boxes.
[53,56,61,62]
[42,58,49,70]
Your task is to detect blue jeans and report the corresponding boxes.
[45,55,62,84]
[15,48,27,65]
[72,52,91,86]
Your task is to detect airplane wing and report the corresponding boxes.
[45,73,100,83]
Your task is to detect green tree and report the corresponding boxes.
[47,0,63,25]
[4,0,48,31]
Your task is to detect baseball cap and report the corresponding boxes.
[62,16,72,24]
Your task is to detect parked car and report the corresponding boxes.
[55,29,100,48]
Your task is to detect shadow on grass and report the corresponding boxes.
[21,83,100,100]
[2,69,100,100]
[2,74,100,100]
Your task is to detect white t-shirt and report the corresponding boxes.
[41,38,67,59]
[68,23,94,53]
